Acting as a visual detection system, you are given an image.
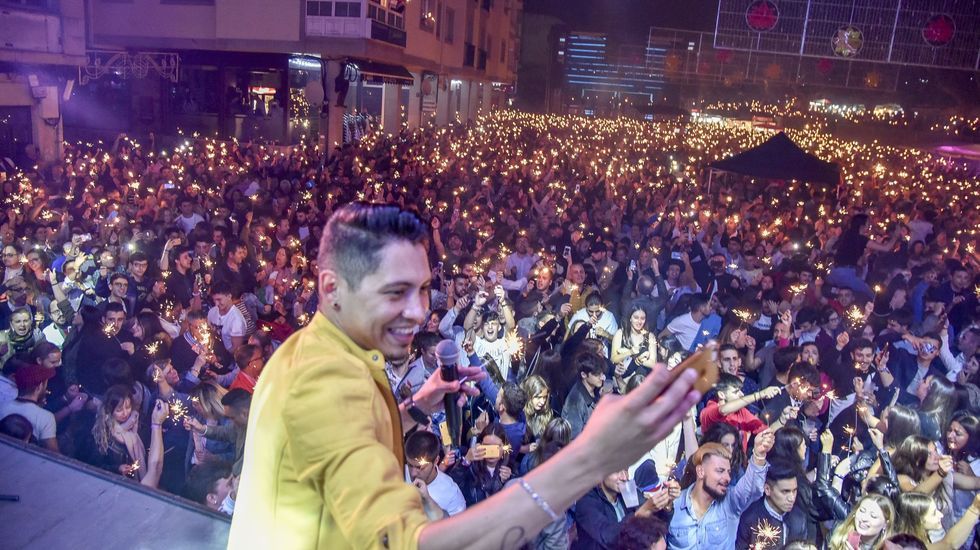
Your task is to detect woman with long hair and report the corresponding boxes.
[849,405,919,501]
[828,493,896,550]
[520,374,554,441]
[916,375,958,442]
[609,304,657,392]
[90,384,169,488]
[187,381,235,465]
[519,417,571,476]
[454,422,515,506]
[892,435,955,529]
[895,491,980,549]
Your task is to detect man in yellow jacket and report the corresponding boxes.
[230,203,705,549]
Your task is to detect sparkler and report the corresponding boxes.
[145,341,160,355]
[128,459,141,477]
[103,322,117,338]
[789,282,808,296]
[845,305,865,328]
[169,400,189,422]
[750,518,782,549]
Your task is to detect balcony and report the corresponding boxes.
[370,19,406,46]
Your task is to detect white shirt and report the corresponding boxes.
[506,252,540,281]
[427,470,467,516]
[0,399,57,441]
[176,212,206,234]
[207,306,247,352]
[568,308,620,338]
[0,375,16,406]
[474,336,512,380]
[666,313,700,351]
[41,323,67,349]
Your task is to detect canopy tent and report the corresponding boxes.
[708,131,842,188]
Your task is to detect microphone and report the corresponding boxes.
[435,339,462,447]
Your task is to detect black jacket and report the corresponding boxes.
[561,380,597,439]
[735,497,811,550]
[571,486,635,550]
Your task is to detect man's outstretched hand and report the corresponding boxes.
[576,355,704,474]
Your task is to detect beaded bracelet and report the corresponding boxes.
[518,479,559,522]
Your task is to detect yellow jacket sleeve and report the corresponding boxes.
[283,355,428,549]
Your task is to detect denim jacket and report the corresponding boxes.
[667,458,768,550]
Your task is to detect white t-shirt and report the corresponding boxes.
[41,324,67,349]
[427,470,467,516]
[568,308,620,337]
[207,306,247,352]
[0,399,57,441]
[176,212,206,234]
[474,337,512,380]
[666,313,700,351]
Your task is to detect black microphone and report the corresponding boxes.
[435,339,462,447]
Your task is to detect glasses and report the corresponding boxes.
[2,252,17,257]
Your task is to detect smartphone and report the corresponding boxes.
[563,245,571,257]
[477,444,501,459]
[629,260,637,272]
[436,261,444,273]
[671,251,682,260]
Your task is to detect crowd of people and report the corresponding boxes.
[0,108,978,549]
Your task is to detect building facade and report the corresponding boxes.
[0,0,86,164]
[78,0,522,148]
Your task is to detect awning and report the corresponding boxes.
[349,58,414,84]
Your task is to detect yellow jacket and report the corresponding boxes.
[228,312,427,549]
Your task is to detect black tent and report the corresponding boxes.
[708,131,841,187]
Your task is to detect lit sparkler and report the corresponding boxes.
[751,518,781,549]
[169,400,189,422]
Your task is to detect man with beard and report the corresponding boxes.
[667,430,774,549]
[41,300,74,349]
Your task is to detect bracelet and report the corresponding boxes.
[518,479,560,522]
[202,425,209,436]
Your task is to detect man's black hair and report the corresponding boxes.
[183,459,233,505]
[499,382,528,418]
[614,515,668,550]
[766,459,799,484]
[103,301,126,316]
[575,350,607,377]
[851,337,874,353]
[128,251,149,264]
[774,346,800,374]
[317,202,429,290]
[715,373,742,393]
[221,388,252,412]
[405,430,441,463]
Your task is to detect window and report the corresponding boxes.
[334,1,359,17]
[500,39,506,63]
[444,7,454,44]
[307,0,332,15]
[419,0,435,32]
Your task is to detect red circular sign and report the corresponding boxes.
[923,14,955,47]
[745,0,779,32]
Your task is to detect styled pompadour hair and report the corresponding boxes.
[317,202,429,289]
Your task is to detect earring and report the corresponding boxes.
[332,302,341,311]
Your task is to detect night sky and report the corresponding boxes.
[525,0,717,38]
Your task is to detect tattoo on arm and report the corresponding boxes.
[499,526,526,550]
